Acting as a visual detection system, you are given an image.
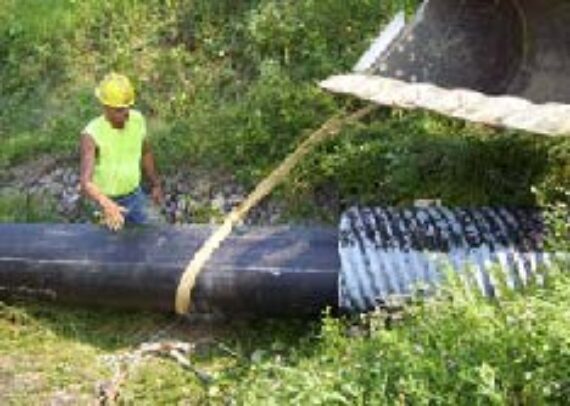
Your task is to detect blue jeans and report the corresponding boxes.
[112,187,148,226]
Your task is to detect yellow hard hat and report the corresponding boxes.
[95,73,135,108]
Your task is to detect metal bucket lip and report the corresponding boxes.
[322,0,570,136]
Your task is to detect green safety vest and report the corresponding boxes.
[83,110,146,197]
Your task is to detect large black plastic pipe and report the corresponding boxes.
[1,207,565,316]
[0,224,339,316]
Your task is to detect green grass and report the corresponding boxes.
[0,190,62,223]
[0,300,318,404]
[1,268,569,404]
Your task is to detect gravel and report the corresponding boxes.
[2,165,287,226]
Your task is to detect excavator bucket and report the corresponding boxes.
[321,0,570,136]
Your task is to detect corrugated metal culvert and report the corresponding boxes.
[338,206,567,312]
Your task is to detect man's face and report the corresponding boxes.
[104,106,130,129]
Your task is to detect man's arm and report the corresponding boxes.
[141,139,164,204]
[80,133,127,230]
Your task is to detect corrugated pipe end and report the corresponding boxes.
[338,206,568,313]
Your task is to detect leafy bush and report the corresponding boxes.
[214,270,570,404]
[288,110,562,210]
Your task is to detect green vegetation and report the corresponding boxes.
[2,268,569,404]
[0,189,62,222]
[1,0,569,403]
[220,267,570,405]
[0,0,393,173]
[1,0,567,216]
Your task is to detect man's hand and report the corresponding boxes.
[150,184,164,205]
[142,140,163,206]
[102,201,128,231]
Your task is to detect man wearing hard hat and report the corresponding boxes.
[80,73,163,231]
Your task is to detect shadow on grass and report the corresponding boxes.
[0,298,323,362]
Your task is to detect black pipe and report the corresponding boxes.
[1,207,565,316]
[0,224,340,316]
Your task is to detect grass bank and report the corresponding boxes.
[1,269,569,404]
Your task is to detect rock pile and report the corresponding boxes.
[2,163,286,225]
